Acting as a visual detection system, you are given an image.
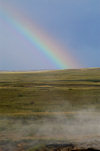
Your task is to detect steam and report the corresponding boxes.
[0,108,100,150]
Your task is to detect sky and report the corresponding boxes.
[0,0,100,70]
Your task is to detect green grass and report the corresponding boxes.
[0,68,100,115]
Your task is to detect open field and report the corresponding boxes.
[0,68,100,151]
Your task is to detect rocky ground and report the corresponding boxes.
[31,144,99,151]
[38,143,100,151]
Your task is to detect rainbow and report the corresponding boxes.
[0,3,79,69]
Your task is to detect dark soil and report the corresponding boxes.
[42,144,100,151]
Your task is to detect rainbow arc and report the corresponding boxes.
[0,3,79,69]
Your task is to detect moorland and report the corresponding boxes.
[0,68,100,151]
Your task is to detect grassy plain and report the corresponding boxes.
[0,68,100,151]
[0,68,100,115]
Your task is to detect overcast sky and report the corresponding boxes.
[0,0,100,70]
